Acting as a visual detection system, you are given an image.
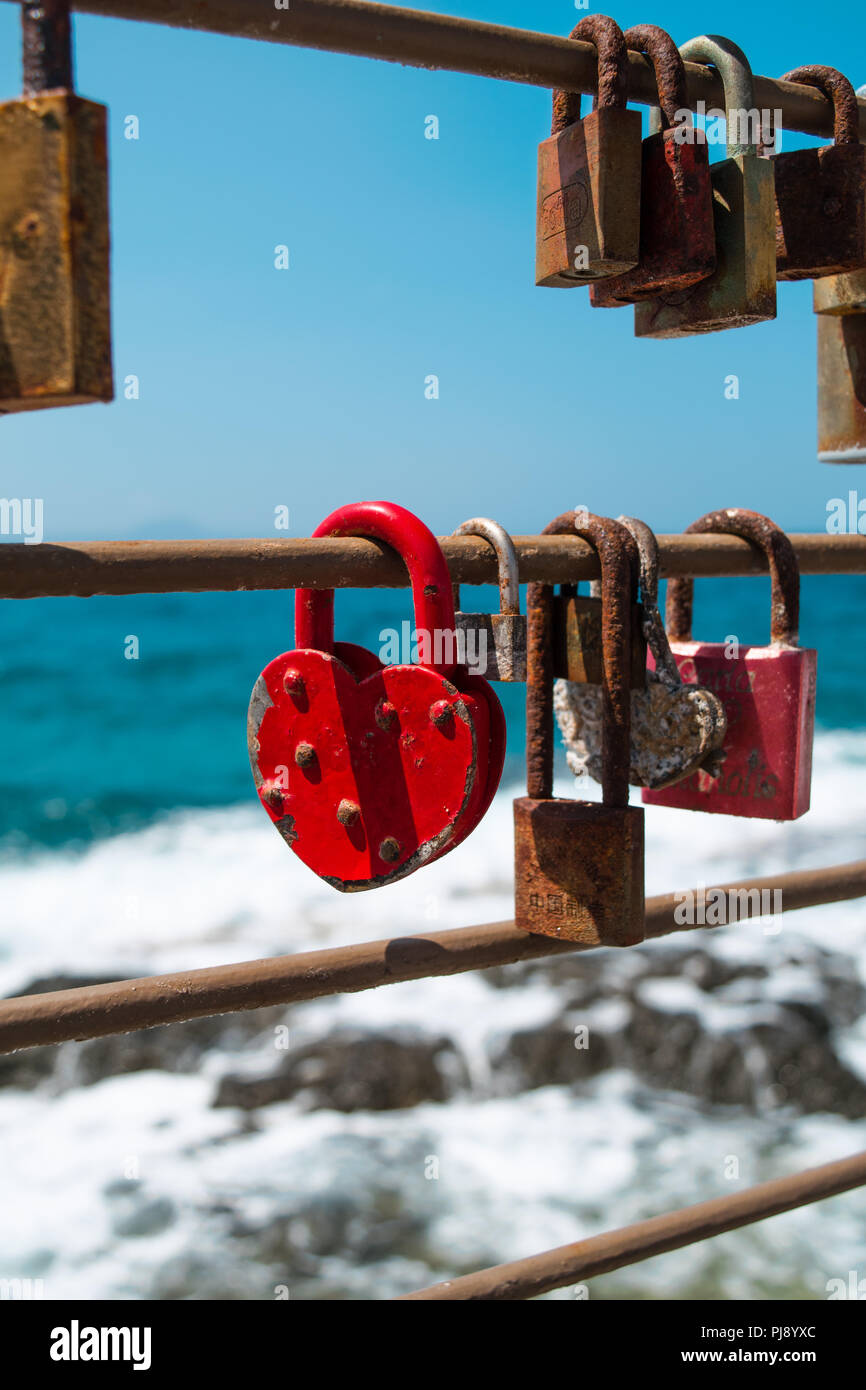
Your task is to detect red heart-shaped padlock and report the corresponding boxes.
[248,501,505,890]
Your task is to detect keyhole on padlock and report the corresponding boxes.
[12,212,43,257]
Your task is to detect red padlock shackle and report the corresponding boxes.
[666,509,800,646]
[294,501,458,675]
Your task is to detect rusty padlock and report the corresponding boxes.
[555,517,727,789]
[514,513,645,947]
[552,516,646,689]
[817,311,866,462]
[814,268,866,314]
[249,501,505,890]
[590,25,716,307]
[536,14,642,287]
[635,36,776,338]
[643,510,817,821]
[451,518,526,682]
[774,66,866,281]
[0,1,112,412]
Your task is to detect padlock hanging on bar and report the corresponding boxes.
[635,35,777,338]
[643,510,816,821]
[514,511,645,948]
[0,1,113,412]
[535,14,642,287]
[590,24,716,307]
[774,66,866,281]
[451,518,526,682]
[555,516,727,790]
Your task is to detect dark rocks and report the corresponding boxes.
[213,1028,468,1113]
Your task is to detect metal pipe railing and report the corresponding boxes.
[5,0,863,141]
[2,534,864,599]
[400,1149,866,1299]
[1,860,863,1054]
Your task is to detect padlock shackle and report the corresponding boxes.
[552,14,629,135]
[666,509,800,647]
[781,66,861,146]
[294,501,458,675]
[617,515,682,691]
[678,35,757,160]
[452,517,521,616]
[623,25,687,133]
[527,511,636,807]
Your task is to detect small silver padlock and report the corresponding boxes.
[554,516,727,788]
[452,518,526,682]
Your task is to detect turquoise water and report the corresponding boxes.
[0,574,864,849]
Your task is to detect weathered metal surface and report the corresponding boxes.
[555,516,727,790]
[22,0,73,93]
[250,501,503,889]
[515,511,645,947]
[814,268,866,314]
[1,534,864,599]
[774,66,866,281]
[552,592,646,687]
[0,92,112,411]
[250,656,483,890]
[401,1150,866,1301]
[591,25,716,307]
[4,1,862,141]
[644,510,816,821]
[0,1,111,412]
[1,859,863,1053]
[452,517,526,681]
[536,16,641,287]
[817,311,866,462]
[635,36,776,338]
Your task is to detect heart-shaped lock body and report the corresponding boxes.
[249,501,505,890]
[555,516,727,790]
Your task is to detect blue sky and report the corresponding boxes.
[1,0,864,542]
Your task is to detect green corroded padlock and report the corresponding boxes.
[635,35,776,338]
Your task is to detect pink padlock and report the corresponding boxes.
[642,510,817,821]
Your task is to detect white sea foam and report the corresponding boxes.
[0,730,864,1300]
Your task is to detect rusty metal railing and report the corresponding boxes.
[401,1150,866,1300]
[2,532,865,599]
[2,0,863,141]
[2,859,864,1054]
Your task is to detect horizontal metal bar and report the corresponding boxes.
[9,0,864,141]
[1,534,863,599]
[400,1149,866,1300]
[1,860,863,1054]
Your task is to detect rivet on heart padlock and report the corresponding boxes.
[555,515,727,789]
[248,500,505,891]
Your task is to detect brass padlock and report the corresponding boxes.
[590,24,716,307]
[452,518,526,682]
[814,268,866,314]
[774,66,866,281]
[536,14,642,287]
[817,312,866,462]
[552,581,647,688]
[635,35,776,338]
[514,512,645,947]
[0,2,112,412]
